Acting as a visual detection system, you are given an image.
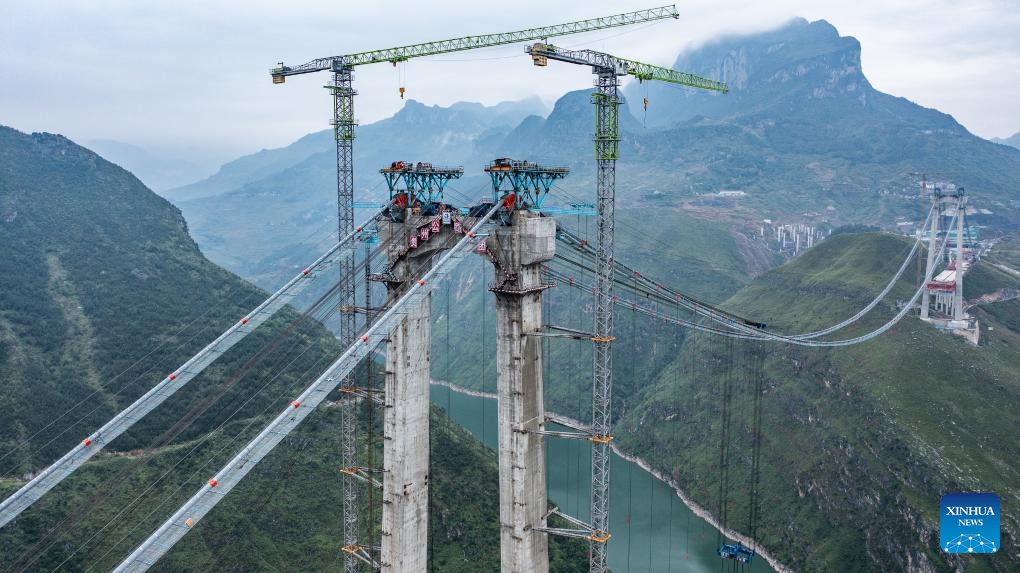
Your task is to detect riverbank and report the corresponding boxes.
[431,379,792,573]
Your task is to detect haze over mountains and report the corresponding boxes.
[994,132,1020,150]
[169,96,548,203]
[161,18,1020,292]
[85,139,228,192]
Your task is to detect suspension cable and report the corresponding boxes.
[547,202,960,347]
[553,197,947,343]
[7,229,407,570]
[11,271,356,573]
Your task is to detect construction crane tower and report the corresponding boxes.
[269,7,680,571]
[527,42,727,573]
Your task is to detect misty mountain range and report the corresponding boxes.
[994,132,1020,149]
[104,18,1020,290]
[85,139,228,192]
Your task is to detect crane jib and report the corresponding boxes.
[526,44,729,93]
[269,5,679,79]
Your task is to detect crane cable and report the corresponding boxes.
[716,337,735,566]
[683,321,693,563]
[747,340,764,555]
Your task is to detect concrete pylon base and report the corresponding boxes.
[488,212,556,573]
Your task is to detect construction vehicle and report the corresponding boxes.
[718,541,756,564]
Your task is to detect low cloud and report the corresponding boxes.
[2,0,1017,161]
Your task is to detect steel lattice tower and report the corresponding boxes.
[525,42,726,573]
[589,69,620,573]
[330,66,363,573]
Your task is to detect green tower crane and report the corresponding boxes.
[525,42,727,573]
[269,7,681,572]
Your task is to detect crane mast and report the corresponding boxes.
[270,8,679,572]
[527,42,726,573]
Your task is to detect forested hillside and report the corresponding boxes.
[0,126,584,570]
[614,233,1020,572]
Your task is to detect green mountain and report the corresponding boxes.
[0,125,584,570]
[613,233,1020,572]
[618,18,1020,226]
[0,125,337,467]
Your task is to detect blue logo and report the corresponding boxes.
[940,493,999,554]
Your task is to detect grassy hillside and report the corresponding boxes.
[615,233,1020,572]
[985,233,1020,271]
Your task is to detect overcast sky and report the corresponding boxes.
[3,0,1019,161]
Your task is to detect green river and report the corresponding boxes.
[430,384,774,572]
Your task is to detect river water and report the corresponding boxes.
[430,384,773,572]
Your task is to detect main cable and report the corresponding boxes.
[549,202,959,347]
[9,226,405,571]
[11,269,356,573]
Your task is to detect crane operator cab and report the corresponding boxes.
[717,541,755,564]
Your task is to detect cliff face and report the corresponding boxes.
[634,19,881,124]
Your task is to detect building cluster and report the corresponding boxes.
[760,220,829,256]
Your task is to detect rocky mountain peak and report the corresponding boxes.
[630,18,874,126]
